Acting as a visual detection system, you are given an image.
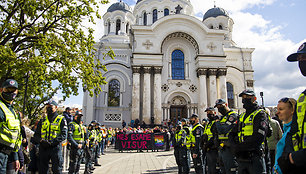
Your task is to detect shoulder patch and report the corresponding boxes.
[228,116,234,122]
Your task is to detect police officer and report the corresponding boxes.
[34,100,68,174]
[182,118,191,171]
[85,123,95,173]
[229,89,268,174]
[203,107,219,174]
[276,42,306,172]
[94,123,101,166]
[174,121,189,173]
[189,114,204,174]
[0,79,22,173]
[67,112,86,174]
[214,99,238,174]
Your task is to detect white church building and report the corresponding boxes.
[83,0,255,127]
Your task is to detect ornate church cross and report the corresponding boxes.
[207,42,216,52]
[143,40,153,50]
[175,5,183,14]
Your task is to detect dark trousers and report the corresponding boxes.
[0,152,8,173]
[219,147,238,174]
[174,147,190,174]
[38,145,63,174]
[192,150,204,174]
[237,155,266,174]
[68,147,83,174]
[94,143,99,163]
[85,146,93,171]
[206,150,218,174]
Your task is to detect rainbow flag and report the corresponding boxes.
[154,134,164,147]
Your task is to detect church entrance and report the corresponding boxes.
[170,105,187,123]
[169,96,188,123]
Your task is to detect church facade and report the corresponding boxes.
[83,0,255,127]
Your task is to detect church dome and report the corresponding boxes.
[107,1,131,13]
[203,6,229,21]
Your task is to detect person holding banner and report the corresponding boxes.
[174,121,190,174]
[189,114,204,174]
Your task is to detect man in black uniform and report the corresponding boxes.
[214,99,238,174]
[33,100,68,174]
[229,89,268,174]
[189,114,204,174]
[203,107,219,174]
[277,42,306,172]
[68,112,86,174]
[174,121,189,174]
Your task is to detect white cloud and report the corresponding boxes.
[190,0,305,106]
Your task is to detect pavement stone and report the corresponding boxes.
[93,147,196,174]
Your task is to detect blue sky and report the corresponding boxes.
[59,0,306,108]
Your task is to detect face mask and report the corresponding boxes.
[242,98,253,110]
[207,114,214,120]
[190,120,195,125]
[46,107,54,115]
[299,61,306,76]
[218,106,227,116]
[1,92,17,102]
[76,116,82,123]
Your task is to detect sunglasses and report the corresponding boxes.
[279,97,293,107]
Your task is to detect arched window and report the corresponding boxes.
[107,21,111,34]
[164,8,169,16]
[172,50,185,80]
[108,79,120,107]
[116,19,121,35]
[143,12,147,26]
[126,22,129,34]
[209,25,213,29]
[219,25,223,30]
[227,82,234,108]
[153,9,157,23]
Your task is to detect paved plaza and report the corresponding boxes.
[94,147,195,174]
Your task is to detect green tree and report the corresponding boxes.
[0,0,114,121]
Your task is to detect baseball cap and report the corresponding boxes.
[47,100,58,106]
[205,107,215,112]
[75,111,83,116]
[214,99,226,107]
[239,89,256,97]
[181,118,188,123]
[190,114,199,119]
[1,79,18,89]
[287,42,306,62]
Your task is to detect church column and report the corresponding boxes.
[147,12,152,25]
[131,67,141,120]
[110,20,115,35]
[218,69,228,101]
[153,67,162,124]
[143,67,151,124]
[197,68,208,119]
[208,69,218,107]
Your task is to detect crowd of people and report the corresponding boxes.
[0,42,305,174]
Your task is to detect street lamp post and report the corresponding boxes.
[260,92,264,107]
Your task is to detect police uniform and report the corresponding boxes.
[203,117,219,174]
[174,124,190,174]
[0,98,22,173]
[229,90,268,174]
[94,125,101,166]
[281,43,306,172]
[190,122,204,174]
[67,119,86,174]
[34,109,68,174]
[215,110,238,174]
